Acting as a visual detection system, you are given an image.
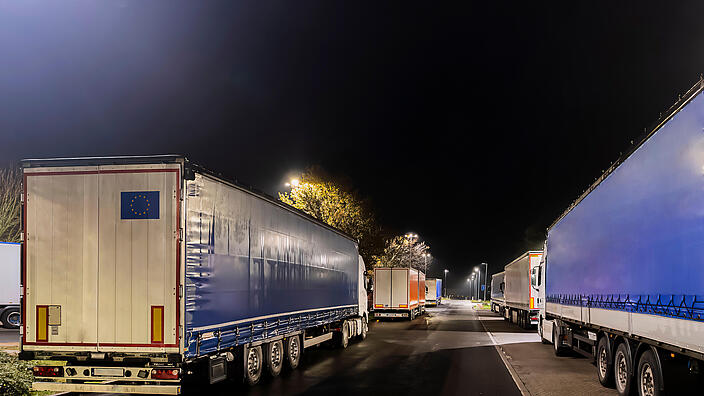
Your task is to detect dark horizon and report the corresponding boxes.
[2,1,704,292]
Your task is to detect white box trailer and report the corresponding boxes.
[373,267,425,319]
[20,156,369,394]
[0,242,21,329]
[425,278,440,307]
[503,251,542,328]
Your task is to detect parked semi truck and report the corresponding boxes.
[503,251,542,329]
[425,278,441,307]
[373,267,425,319]
[538,80,704,396]
[490,271,505,315]
[20,156,369,394]
[0,242,21,329]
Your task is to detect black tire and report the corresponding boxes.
[339,321,349,349]
[553,326,568,357]
[358,318,368,340]
[285,335,301,370]
[597,336,614,387]
[244,345,263,386]
[614,342,634,396]
[1,308,20,329]
[266,340,284,377]
[637,349,662,396]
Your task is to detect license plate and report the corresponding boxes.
[92,368,124,377]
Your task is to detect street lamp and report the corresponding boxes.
[443,269,449,297]
[474,263,488,301]
[466,278,471,300]
[404,233,418,269]
[284,178,300,188]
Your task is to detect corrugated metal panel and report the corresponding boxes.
[184,173,358,356]
[23,165,180,352]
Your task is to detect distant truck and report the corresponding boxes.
[538,80,704,396]
[503,251,542,329]
[0,242,20,329]
[373,267,425,319]
[20,156,369,395]
[425,278,442,307]
[490,271,505,315]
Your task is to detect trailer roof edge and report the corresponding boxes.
[548,76,704,232]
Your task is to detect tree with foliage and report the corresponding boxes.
[279,167,383,270]
[0,168,21,243]
[373,235,432,272]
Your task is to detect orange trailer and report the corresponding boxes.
[373,268,425,320]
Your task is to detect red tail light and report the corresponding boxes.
[151,368,179,380]
[33,366,63,377]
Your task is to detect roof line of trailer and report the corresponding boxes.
[548,76,704,231]
[506,250,542,266]
[20,155,358,243]
[186,161,358,243]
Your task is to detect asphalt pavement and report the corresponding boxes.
[0,328,19,345]
[202,299,522,396]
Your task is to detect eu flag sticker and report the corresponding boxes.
[121,191,160,220]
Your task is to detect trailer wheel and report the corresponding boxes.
[339,321,350,349]
[1,308,20,329]
[285,335,301,370]
[614,342,634,396]
[553,326,568,357]
[637,349,662,396]
[244,345,263,386]
[409,309,415,321]
[597,336,614,386]
[266,340,284,377]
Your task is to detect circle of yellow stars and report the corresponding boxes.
[129,194,151,216]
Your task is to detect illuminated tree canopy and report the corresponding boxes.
[279,167,382,270]
[373,235,432,272]
[0,168,21,243]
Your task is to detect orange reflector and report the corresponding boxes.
[399,304,408,308]
[374,304,383,308]
[36,306,48,342]
[151,306,164,344]
[530,298,534,309]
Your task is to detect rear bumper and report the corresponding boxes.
[32,381,181,394]
[374,311,409,318]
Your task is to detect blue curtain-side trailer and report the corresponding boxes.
[537,80,704,395]
[20,156,369,394]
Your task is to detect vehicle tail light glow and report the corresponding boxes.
[399,304,408,308]
[33,366,63,377]
[151,368,179,380]
[374,304,383,308]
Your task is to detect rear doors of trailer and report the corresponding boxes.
[374,268,416,310]
[23,164,181,353]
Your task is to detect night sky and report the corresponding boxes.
[2,2,704,293]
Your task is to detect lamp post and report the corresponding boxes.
[444,269,449,297]
[480,262,488,301]
[473,268,479,301]
[466,278,471,300]
[422,253,430,276]
[404,233,418,269]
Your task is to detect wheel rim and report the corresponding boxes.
[553,330,558,350]
[640,363,655,396]
[271,343,282,367]
[6,312,20,326]
[598,346,608,379]
[247,348,260,377]
[616,352,628,392]
[290,338,299,362]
